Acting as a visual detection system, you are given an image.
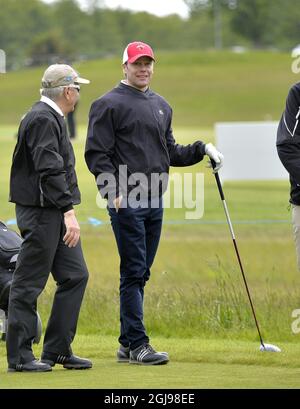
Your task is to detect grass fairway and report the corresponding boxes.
[1,51,300,390]
[1,335,300,389]
[1,124,300,389]
[0,50,297,127]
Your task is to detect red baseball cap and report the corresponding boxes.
[122,41,155,64]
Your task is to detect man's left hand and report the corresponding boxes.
[205,143,224,173]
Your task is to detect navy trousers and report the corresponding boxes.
[108,198,163,350]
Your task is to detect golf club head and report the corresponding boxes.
[259,343,281,352]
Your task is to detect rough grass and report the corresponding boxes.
[0,126,297,345]
[1,51,299,389]
[1,124,299,387]
[0,50,296,127]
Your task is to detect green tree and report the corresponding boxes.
[267,0,300,49]
[28,29,74,65]
[183,0,237,49]
[128,12,185,50]
[0,0,52,68]
[90,9,123,56]
[184,0,237,16]
[230,0,273,47]
[50,0,95,57]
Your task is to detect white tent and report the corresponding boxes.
[215,122,289,181]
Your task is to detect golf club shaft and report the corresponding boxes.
[210,160,265,347]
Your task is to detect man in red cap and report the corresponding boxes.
[85,41,223,365]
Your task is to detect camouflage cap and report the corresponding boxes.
[41,64,90,88]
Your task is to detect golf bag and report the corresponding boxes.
[0,221,42,343]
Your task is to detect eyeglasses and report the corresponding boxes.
[71,86,80,93]
[65,85,80,93]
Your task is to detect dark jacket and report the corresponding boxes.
[9,101,80,211]
[277,82,300,205]
[85,82,206,199]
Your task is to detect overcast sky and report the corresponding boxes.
[42,0,190,18]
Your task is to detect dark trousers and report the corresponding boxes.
[67,106,77,139]
[6,205,89,366]
[108,198,163,350]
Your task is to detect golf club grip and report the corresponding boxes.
[210,159,225,200]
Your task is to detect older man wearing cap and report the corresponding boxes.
[85,42,224,365]
[7,64,92,372]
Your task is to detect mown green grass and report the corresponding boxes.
[1,52,299,389]
[0,125,298,348]
[0,50,297,127]
[1,125,299,387]
[1,335,300,389]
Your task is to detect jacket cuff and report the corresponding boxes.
[61,204,74,213]
[199,142,207,157]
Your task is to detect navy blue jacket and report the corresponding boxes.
[9,102,80,211]
[85,82,206,199]
[277,82,300,205]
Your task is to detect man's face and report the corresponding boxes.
[123,56,154,91]
[64,85,80,112]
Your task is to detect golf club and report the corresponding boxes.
[210,159,281,353]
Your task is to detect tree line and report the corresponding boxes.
[0,0,299,69]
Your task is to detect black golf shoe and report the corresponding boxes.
[129,344,169,365]
[117,345,130,363]
[117,344,169,363]
[8,359,52,372]
[41,352,92,370]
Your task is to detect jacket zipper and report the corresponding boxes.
[39,178,44,207]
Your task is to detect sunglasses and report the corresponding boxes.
[66,85,80,93]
